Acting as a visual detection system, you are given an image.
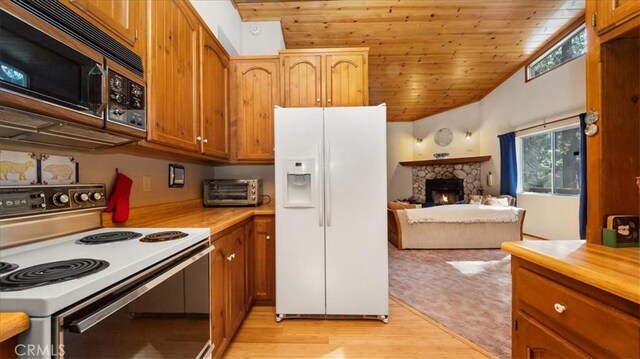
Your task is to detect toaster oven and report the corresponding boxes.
[203,179,263,207]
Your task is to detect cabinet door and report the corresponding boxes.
[226,227,246,336]
[210,238,229,357]
[325,53,368,107]
[63,0,145,57]
[200,27,229,158]
[596,0,639,32]
[514,314,590,359]
[244,221,255,311]
[147,0,200,151]
[253,216,275,304]
[281,55,322,107]
[233,59,279,161]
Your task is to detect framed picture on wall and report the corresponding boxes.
[40,154,78,185]
[0,150,39,186]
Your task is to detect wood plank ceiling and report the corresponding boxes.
[233,0,585,121]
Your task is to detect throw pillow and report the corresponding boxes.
[486,197,510,207]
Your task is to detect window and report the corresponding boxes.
[526,24,586,80]
[520,126,580,195]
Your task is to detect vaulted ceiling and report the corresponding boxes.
[233,0,585,121]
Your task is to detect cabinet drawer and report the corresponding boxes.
[516,268,640,358]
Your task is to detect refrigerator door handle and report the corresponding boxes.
[318,141,323,227]
[325,140,331,227]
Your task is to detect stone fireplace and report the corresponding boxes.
[425,178,464,205]
[412,162,483,203]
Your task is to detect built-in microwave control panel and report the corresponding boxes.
[0,184,106,219]
[107,70,146,131]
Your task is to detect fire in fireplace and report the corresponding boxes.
[425,178,465,206]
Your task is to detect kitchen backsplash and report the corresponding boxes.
[0,142,214,207]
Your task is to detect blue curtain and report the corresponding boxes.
[579,113,587,239]
[498,132,518,197]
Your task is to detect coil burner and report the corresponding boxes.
[140,231,189,243]
[0,259,109,292]
[77,231,142,245]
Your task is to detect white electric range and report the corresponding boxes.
[0,184,213,359]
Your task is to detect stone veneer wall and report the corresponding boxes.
[412,162,483,203]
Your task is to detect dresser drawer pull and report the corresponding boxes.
[554,303,567,313]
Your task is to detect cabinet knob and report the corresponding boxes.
[327,98,332,103]
[316,98,320,103]
[196,136,202,141]
[553,303,566,313]
[203,138,208,143]
[266,235,271,240]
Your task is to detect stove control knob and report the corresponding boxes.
[75,192,90,203]
[91,192,102,201]
[32,203,46,209]
[52,193,69,207]
[31,192,45,199]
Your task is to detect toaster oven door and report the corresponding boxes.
[205,181,252,205]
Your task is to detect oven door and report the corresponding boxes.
[205,181,251,206]
[54,241,212,359]
[0,5,107,128]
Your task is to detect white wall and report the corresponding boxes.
[242,21,285,55]
[413,102,481,159]
[190,0,243,55]
[389,56,586,239]
[479,58,586,195]
[387,123,414,201]
[214,165,275,198]
[517,193,580,239]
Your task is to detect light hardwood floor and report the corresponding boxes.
[223,297,493,358]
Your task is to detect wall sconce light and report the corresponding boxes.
[465,130,472,139]
[416,137,423,144]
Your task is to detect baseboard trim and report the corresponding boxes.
[390,295,497,359]
[523,233,548,240]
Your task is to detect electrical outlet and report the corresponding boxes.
[143,176,151,192]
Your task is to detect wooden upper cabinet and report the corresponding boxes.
[278,48,369,108]
[232,58,280,161]
[281,55,322,107]
[325,52,368,107]
[596,0,639,33]
[147,0,200,152]
[61,0,145,59]
[200,27,230,159]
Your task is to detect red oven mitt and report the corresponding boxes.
[105,171,133,223]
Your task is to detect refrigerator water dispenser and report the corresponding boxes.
[283,159,315,208]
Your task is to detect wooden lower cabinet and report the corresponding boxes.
[244,220,255,311]
[210,216,275,357]
[510,257,640,359]
[210,237,229,357]
[253,215,275,305]
[514,313,589,358]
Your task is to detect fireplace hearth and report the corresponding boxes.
[425,178,464,206]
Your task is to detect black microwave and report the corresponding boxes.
[0,1,146,139]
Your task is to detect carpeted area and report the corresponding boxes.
[388,244,512,359]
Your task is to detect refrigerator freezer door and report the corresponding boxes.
[324,106,389,315]
[275,107,326,315]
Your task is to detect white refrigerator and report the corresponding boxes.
[274,105,389,322]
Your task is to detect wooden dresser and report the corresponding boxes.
[502,241,640,358]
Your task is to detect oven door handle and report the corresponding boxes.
[67,245,213,334]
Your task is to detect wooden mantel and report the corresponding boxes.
[399,155,492,167]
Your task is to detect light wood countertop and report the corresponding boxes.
[102,199,275,235]
[502,240,640,304]
[0,313,29,343]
